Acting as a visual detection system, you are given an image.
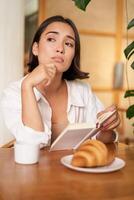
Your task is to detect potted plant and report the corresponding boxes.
[124,18,134,131]
[73,0,134,132]
[72,0,91,11]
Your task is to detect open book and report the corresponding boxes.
[50,110,116,151]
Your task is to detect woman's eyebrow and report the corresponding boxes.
[45,31,58,35]
[67,35,75,41]
[45,31,75,41]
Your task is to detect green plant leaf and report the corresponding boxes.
[124,41,134,59]
[124,90,134,98]
[131,61,134,69]
[127,18,134,29]
[126,105,134,119]
[127,50,134,60]
[73,0,91,11]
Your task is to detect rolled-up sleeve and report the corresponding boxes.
[0,83,51,146]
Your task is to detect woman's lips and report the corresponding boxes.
[52,57,64,63]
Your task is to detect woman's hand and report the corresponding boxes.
[96,105,120,143]
[23,63,56,87]
[97,105,120,131]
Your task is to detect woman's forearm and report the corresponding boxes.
[21,80,44,132]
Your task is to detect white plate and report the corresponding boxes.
[61,155,125,173]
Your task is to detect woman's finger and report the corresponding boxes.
[101,116,120,130]
[102,112,118,127]
[46,65,56,77]
[105,119,120,130]
[97,105,117,118]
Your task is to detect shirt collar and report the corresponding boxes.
[33,87,51,107]
[33,87,42,101]
[21,77,85,109]
[65,80,85,112]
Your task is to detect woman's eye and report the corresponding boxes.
[65,42,74,48]
[47,37,56,42]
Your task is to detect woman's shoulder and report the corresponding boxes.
[2,77,23,96]
[0,77,24,107]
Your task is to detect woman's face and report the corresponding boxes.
[32,22,75,73]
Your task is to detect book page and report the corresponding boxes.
[50,109,116,151]
[50,126,94,151]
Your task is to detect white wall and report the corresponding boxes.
[25,0,38,16]
[0,0,24,146]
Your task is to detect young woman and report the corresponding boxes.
[0,15,120,147]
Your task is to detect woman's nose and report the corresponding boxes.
[56,43,65,54]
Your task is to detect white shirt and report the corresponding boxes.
[0,78,104,146]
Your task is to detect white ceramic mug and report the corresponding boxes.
[14,142,40,164]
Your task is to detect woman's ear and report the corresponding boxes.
[32,42,39,56]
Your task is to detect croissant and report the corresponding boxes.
[71,139,117,167]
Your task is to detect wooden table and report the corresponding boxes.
[0,144,134,200]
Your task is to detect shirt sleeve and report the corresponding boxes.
[0,82,51,146]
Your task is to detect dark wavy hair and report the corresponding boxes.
[28,15,89,80]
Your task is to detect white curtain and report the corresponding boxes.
[0,0,24,146]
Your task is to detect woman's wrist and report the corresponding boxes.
[22,77,34,90]
[96,130,118,144]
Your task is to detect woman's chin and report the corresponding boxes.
[55,64,70,73]
[55,67,68,74]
